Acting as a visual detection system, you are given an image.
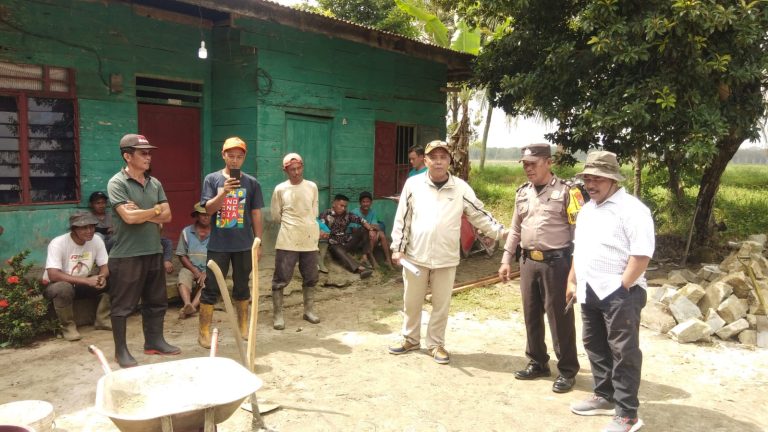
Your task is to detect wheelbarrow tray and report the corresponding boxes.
[94,357,262,432]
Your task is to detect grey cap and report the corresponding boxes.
[119,134,157,149]
[576,151,625,182]
[520,143,552,162]
[424,140,453,161]
[70,210,99,227]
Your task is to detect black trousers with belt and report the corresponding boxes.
[519,252,579,378]
[582,283,647,418]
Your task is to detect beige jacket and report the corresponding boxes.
[390,173,504,269]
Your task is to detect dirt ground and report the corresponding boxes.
[1,255,767,432]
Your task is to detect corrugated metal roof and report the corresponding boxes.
[173,0,474,81]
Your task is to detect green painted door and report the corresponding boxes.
[285,114,332,210]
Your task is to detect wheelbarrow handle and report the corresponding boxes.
[210,328,219,358]
[88,345,112,375]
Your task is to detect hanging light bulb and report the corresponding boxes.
[198,41,208,59]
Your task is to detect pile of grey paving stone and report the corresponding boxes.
[641,234,768,348]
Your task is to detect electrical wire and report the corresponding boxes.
[0,15,110,89]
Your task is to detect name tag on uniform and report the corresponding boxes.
[550,190,561,200]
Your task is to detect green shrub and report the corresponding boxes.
[0,250,56,348]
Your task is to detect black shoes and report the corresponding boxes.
[552,375,576,393]
[514,361,551,380]
[359,269,373,279]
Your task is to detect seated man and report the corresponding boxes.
[350,191,393,269]
[319,194,375,279]
[176,204,211,319]
[89,191,114,251]
[43,211,110,341]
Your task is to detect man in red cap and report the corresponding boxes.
[107,133,180,368]
[198,137,264,348]
[269,153,321,329]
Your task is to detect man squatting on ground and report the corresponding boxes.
[498,143,583,394]
[389,140,506,365]
[198,137,264,348]
[270,153,321,330]
[319,195,376,279]
[567,150,654,432]
[175,203,210,320]
[107,134,180,368]
[44,211,111,341]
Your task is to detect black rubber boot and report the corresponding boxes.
[272,289,285,330]
[142,312,181,355]
[112,316,137,368]
[302,286,320,324]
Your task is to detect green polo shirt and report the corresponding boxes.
[107,169,167,258]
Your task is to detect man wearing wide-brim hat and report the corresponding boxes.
[43,211,111,341]
[566,151,655,432]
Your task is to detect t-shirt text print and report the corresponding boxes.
[69,251,93,277]
[218,187,246,229]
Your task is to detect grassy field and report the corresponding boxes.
[468,161,768,241]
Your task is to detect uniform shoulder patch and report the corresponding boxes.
[516,182,530,193]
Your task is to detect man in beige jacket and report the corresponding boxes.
[388,140,506,364]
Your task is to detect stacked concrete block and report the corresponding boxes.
[669,319,712,343]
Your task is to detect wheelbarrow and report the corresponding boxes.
[89,340,262,432]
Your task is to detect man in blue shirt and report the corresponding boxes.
[350,191,393,269]
[198,137,264,348]
[176,203,211,320]
[407,145,427,177]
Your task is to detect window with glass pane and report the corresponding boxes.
[0,61,77,206]
[0,96,21,203]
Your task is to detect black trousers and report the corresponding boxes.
[201,250,252,304]
[108,254,166,318]
[582,284,647,418]
[272,249,318,290]
[328,229,369,273]
[519,254,579,378]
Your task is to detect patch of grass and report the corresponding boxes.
[451,283,522,320]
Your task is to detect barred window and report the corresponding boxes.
[0,61,78,205]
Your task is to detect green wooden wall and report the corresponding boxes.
[0,0,449,264]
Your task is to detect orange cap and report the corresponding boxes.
[222,137,247,153]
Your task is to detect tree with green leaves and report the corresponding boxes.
[297,0,420,39]
[447,0,768,244]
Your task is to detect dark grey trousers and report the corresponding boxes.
[201,250,252,304]
[582,284,647,418]
[519,254,580,378]
[108,254,166,317]
[272,249,319,290]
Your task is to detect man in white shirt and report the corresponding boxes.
[566,151,654,432]
[44,211,110,341]
[270,153,321,330]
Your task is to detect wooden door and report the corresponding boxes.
[138,104,201,246]
[374,121,397,197]
[285,114,332,210]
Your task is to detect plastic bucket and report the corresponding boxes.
[0,400,54,432]
[0,426,36,432]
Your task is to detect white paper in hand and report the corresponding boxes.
[399,258,421,276]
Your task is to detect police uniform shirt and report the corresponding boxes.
[501,175,574,264]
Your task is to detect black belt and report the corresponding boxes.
[522,247,571,262]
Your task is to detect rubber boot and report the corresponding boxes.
[318,242,329,273]
[54,305,81,341]
[198,303,214,349]
[94,294,112,330]
[302,286,320,324]
[112,316,137,368]
[272,289,285,330]
[142,312,181,355]
[235,300,250,340]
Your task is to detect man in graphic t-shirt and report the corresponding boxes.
[43,211,110,341]
[197,137,264,348]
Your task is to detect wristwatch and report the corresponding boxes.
[154,205,161,216]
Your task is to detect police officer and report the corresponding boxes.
[498,143,583,393]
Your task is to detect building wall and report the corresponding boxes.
[0,0,211,263]
[0,0,449,264]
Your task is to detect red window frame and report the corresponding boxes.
[0,63,80,206]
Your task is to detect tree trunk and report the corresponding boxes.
[450,93,459,126]
[664,150,684,205]
[449,100,471,181]
[693,134,743,245]
[633,147,642,197]
[479,95,493,170]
